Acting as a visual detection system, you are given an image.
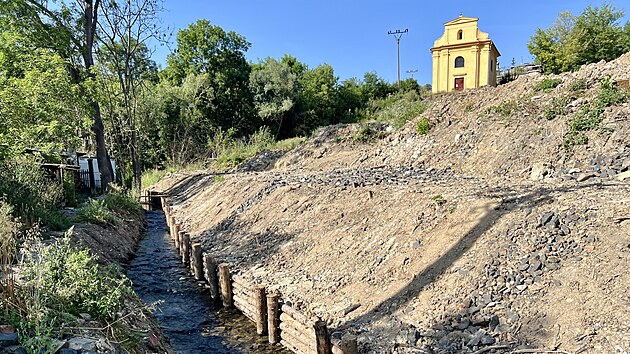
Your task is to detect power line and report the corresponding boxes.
[388,28,408,91]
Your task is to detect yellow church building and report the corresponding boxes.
[430,16,500,93]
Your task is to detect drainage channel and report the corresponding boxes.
[127,210,288,354]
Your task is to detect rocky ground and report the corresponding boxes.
[153,53,630,354]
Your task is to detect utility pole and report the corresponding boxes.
[388,28,408,91]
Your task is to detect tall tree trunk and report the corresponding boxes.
[84,0,114,190]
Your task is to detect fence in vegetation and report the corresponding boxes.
[142,190,358,354]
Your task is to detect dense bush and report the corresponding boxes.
[363,90,428,129]
[103,186,143,216]
[75,199,117,225]
[0,157,68,230]
[6,230,134,353]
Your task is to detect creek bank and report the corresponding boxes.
[127,210,289,354]
[4,207,173,354]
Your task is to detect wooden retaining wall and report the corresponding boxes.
[157,193,358,354]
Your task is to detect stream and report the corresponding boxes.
[127,210,287,354]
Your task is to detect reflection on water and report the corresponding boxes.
[127,211,288,354]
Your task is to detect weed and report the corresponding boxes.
[432,194,446,206]
[544,96,568,120]
[487,100,518,117]
[464,103,474,112]
[362,90,428,129]
[416,118,430,135]
[20,230,132,320]
[563,77,628,150]
[214,127,304,169]
[103,186,142,216]
[534,78,562,93]
[141,163,204,189]
[353,124,378,143]
[569,78,588,93]
[213,175,225,183]
[448,205,457,214]
[75,199,117,225]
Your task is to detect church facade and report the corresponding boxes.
[430,16,500,93]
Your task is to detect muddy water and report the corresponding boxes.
[127,210,287,354]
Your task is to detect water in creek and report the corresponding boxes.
[127,210,287,354]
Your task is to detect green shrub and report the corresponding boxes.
[353,124,379,142]
[569,78,588,93]
[0,157,65,230]
[534,78,562,92]
[487,100,518,117]
[103,187,142,216]
[362,90,428,129]
[213,175,225,183]
[416,118,430,135]
[544,96,569,120]
[18,229,132,323]
[563,77,628,150]
[75,199,117,225]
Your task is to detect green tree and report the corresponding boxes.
[249,58,298,138]
[0,32,90,155]
[361,72,395,101]
[529,3,629,74]
[164,19,254,134]
[96,0,164,189]
[298,63,339,131]
[1,0,116,187]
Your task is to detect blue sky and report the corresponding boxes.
[154,0,629,85]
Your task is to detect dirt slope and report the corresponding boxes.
[153,53,630,354]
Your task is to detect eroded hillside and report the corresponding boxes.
[152,53,630,354]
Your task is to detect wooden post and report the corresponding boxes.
[181,233,190,265]
[203,254,220,304]
[255,286,267,335]
[267,294,280,344]
[218,263,233,308]
[314,320,332,354]
[191,243,203,280]
[340,334,358,354]
[173,225,181,250]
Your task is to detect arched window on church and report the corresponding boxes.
[455,56,465,68]
[457,30,463,40]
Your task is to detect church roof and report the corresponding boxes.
[444,16,479,26]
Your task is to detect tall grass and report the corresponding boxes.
[361,90,429,129]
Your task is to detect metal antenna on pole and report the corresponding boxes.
[405,69,418,78]
[388,28,408,91]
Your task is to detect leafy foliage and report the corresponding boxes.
[529,4,630,74]
[0,32,90,155]
[563,77,628,150]
[534,78,563,92]
[416,118,431,135]
[0,157,68,230]
[103,187,142,216]
[75,199,117,225]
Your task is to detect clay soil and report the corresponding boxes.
[152,53,630,354]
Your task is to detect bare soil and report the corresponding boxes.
[152,53,630,354]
